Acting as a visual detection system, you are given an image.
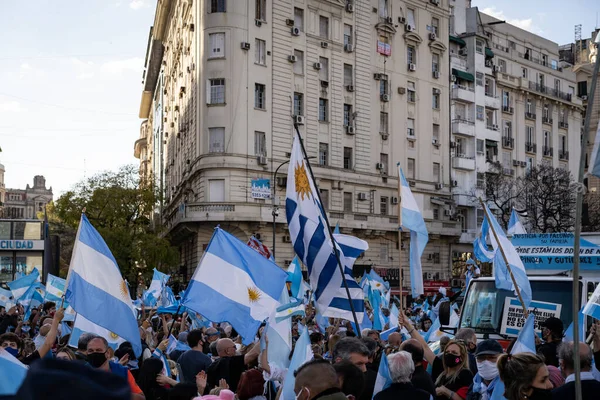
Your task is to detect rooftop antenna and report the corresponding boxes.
[575,24,582,64]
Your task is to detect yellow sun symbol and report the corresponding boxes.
[56,290,64,297]
[294,162,312,201]
[247,286,262,303]
[109,332,119,340]
[120,280,129,298]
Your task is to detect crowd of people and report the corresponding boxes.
[2,295,600,400]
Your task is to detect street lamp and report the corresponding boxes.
[272,160,290,259]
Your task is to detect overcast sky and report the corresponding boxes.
[0,0,598,197]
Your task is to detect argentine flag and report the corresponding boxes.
[7,268,39,301]
[143,268,170,307]
[0,348,28,395]
[584,282,600,321]
[45,274,67,303]
[564,307,586,342]
[266,288,293,369]
[181,227,288,345]
[281,327,314,400]
[511,314,536,355]
[399,165,428,297]
[68,313,126,351]
[275,299,306,322]
[65,214,141,356]
[372,352,393,398]
[0,288,14,309]
[507,209,526,235]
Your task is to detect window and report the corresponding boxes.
[380,153,389,174]
[433,208,440,220]
[380,112,388,134]
[477,139,484,154]
[432,89,440,109]
[407,158,416,179]
[476,106,484,120]
[543,131,551,148]
[294,7,304,31]
[407,46,416,65]
[455,137,465,156]
[343,104,353,126]
[503,91,510,108]
[208,78,225,104]
[379,0,389,18]
[543,104,550,120]
[476,39,483,54]
[380,196,388,215]
[254,131,266,156]
[503,121,512,138]
[476,72,483,86]
[431,17,439,36]
[407,118,415,137]
[432,53,440,73]
[485,78,494,96]
[208,33,225,58]
[559,135,567,152]
[538,73,545,87]
[293,92,303,116]
[433,162,440,182]
[485,110,495,128]
[209,179,225,202]
[344,24,353,46]
[318,98,328,122]
[254,84,265,109]
[498,59,506,73]
[209,0,226,13]
[526,156,534,173]
[344,64,353,86]
[477,172,485,189]
[433,124,440,142]
[407,8,415,27]
[502,151,511,168]
[522,67,528,78]
[407,81,416,102]
[319,142,328,166]
[526,99,533,114]
[255,39,266,65]
[320,189,329,210]
[293,49,304,74]
[380,76,389,96]
[578,81,588,97]
[526,126,535,144]
[209,127,225,153]
[542,54,548,66]
[555,79,561,93]
[344,147,353,170]
[255,0,266,21]
[319,16,329,39]
[343,192,353,212]
[319,57,329,82]
[455,104,466,120]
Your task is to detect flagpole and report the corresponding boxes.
[478,198,529,318]
[293,125,361,332]
[397,163,404,310]
[572,39,600,400]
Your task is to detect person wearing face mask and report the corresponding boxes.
[551,341,600,400]
[466,340,504,400]
[177,329,212,384]
[205,337,260,393]
[455,328,478,376]
[497,352,552,400]
[536,318,563,367]
[294,359,348,400]
[86,336,146,400]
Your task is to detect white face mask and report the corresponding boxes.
[295,387,310,400]
[476,360,499,381]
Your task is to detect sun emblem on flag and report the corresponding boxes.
[247,286,262,303]
[109,332,119,340]
[120,280,129,299]
[294,162,312,201]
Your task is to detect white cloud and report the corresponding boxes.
[0,101,25,113]
[19,63,46,79]
[70,57,96,80]
[481,7,542,34]
[100,57,143,76]
[129,0,146,10]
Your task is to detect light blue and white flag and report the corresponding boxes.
[45,274,67,303]
[361,270,390,294]
[0,288,14,309]
[315,310,330,334]
[21,282,45,320]
[65,214,141,356]
[511,314,536,355]
[189,312,211,330]
[181,227,288,345]
[287,257,305,299]
[587,74,600,178]
[152,348,172,378]
[275,299,306,323]
[484,204,532,309]
[372,352,393,399]
[281,328,314,400]
[266,288,293,369]
[564,307,586,342]
[399,165,428,297]
[68,313,126,351]
[60,321,72,338]
[583,282,600,321]
[380,326,398,341]
[389,304,400,329]
[143,268,170,307]
[473,216,494,263]
[507,209,526,236]
[7,268,40,301]
[0,348,28,395]
[423,317,443,343]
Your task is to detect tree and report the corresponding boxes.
[478,162,523,230]
[583,192,600,232]
[53,165,179,290]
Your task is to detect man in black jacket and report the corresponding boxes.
[400,339,436,397]
[552,341,600,400]
[373,351,431,400]
[537,317,563,367]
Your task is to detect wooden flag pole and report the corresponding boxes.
[397,163,404,310]
[479,198,529,318]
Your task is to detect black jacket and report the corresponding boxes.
[374,382,432,400]
[412,365,436,397]
[551,379,600,400]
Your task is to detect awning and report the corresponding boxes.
[485,47,494,58]
[450,35,466,47]
[452,68,475,82]
[485,139,498,147]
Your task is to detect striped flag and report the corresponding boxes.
[275,299,306,322]
[7,268,39,301]
[372,352,393,399]
[0,348,28,395]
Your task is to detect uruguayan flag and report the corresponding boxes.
[65,214,141,356]
[181,227,288,345]
[45,274,67,303]
[281,327,314,400]
[286,133,345,317]
[68,313,126,351]
[0,288,14,309]
[372,352,393,399]
[143,268,170,307]
[511,314,536,355]
[275,299,306,322]
[7,268,39,301]
[484,204,532,309]
[0,348,28,395]
[507,209,526,235]
[399,165,428,297]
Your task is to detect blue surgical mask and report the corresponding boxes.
[5,347,19,357]
[21,326,31,333]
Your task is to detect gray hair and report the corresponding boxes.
[78,333,100,351]
[558,341,593,371]
[332,337,370,362]
[455,328,476,342]
[388,351,415,383]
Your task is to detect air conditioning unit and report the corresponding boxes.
[344,44,354,52]
[321,41,328,48]
[286,18,295,26]
[346,85,355,92]
[405,24,414,32]
[493,65,500,72]
[276,177,287,187]
[381,133,389,140]
[433,88,441,94]
[313,62,322,70]
[433,71,440,79]
[451,180,458,187]
[391,196,399,205]
[450,141,456,148]
[492,124,499,130]
[459,48,467,56]
[346,2,354,12]
[373,73,382,80]
[430,0,440,5]
[409,181,416,187]
[288,54,297,62]
[283,235,292,243]
[409,63,417,71]
[257,156,267,165]
[435,183,444,190]
[398,17,406,24]
[358,193,367,201]
[381,94,390,102]
[291,27,300,36]
[376,163,384,170]
[444,209,453,216]
[582,95,588,100]
[293,115,305,125]
[451,74,457,82]
[512,159,519,166]
[432,138,439,146]
[429,32,437,41]
[398,87,406,94]
[320,80,329,88]
[241,42,251,50]
[346,125,355,134]
[385,17,393,24]
[255,20,262,27]
[520,161,527,167]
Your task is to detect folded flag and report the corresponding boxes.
[281,327,314,400]
[181,227,288,345]
[565,307,586,342]
[507,209,526,235]
[7,268,39,301]
[266,288,293,369]
[511,314,536,355]
[247,235,274,261]
[372,352,393,399]
[0,348,28,396]
[143,268,170,307]
[275,299,306,323]
[68,313,126,351]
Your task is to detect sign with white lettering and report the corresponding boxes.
[0,240,44,251]
[512,233,600,270]
[500,297,562,336]
[251,179,271,199]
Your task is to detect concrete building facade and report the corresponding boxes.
[1,176,53,220]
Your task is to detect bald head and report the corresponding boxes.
[559,341,593,376]
[400,339,425,367]
[39,324,52,337]
[295,360,340,399]
[216,338,236,357]
[387,332,402,347]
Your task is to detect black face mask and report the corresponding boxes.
[87,352,107,368]
[526,387,552,400]
[444,353,462,368]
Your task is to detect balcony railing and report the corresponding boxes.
[559,150,569,160]
[543,146,554,157]
[525,112,537,120]
[528,81,573,102]
[502,105,514,114]
[503,168,515,176]
[525,142,537,153]
[486,124,499,131]
[542,116,553,125]
[559,121,569,129]
[502,136,514,149]
[518,51,560,71]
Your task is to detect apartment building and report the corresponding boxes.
[135,0,461,294]
[449,5,584,258]
[1,176,53,219]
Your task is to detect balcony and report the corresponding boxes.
[559,121,569,130]
[460,229,478,244]
[486,123,500,132]
[502,136,514,149]
[502,168,515,176]
[451,85,475,103]
[559,150,569,160]
[453,155,476,170]
[525,142,537,153]
[542,116,553,125]
[525,112,537,120]
[528,81,573,103]
[502,105,514,114]
[452,118,475,137]
[484,92,501,109]
[543,146,554,157]
[497,73,519,88]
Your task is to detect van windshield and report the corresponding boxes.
[460,280,576,335]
